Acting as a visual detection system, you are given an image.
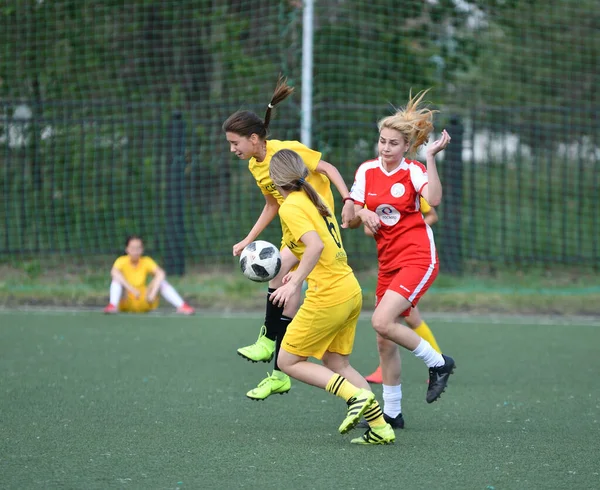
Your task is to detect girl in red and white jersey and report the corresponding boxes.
[348,90,455,418]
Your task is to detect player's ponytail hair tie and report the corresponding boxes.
[268,103,274,109]
[297,178,305,185]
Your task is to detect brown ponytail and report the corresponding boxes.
[222,74,295,140]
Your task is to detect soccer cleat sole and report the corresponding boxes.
[236,351,274,363]
[352,439,395,446]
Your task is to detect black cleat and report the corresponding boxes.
[356,412,405,429]
[426,355,456,403]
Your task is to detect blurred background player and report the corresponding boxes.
[104,235,195,315]
[222,76,355,400]
[363,196,442,385]
[269,148,394,445]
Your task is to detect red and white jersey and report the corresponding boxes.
[350,157,437,272]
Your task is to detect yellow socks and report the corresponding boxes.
[326,374,360,402]
[363,400,386,428]
[413,320,441,354]
[326,374,387,428]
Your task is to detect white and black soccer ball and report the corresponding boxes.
[239,240,282,283]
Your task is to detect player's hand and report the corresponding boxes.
[340,200,355,229]
[426,129,451,157]
[131,288,141,299]
[281,271,294,285]
[146,291,157,303]
[363,225,375,238]
[359,209,381,235]
[232,238,251,256]
[269,280,299,308]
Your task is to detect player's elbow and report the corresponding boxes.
[307,240,325,259]
[428,195,442,207]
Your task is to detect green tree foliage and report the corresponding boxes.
[454,0,599,143]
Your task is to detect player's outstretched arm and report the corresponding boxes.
[422,129,450,206]
[315,160,355,227]
[232,193,280,256]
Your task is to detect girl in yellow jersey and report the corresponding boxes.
[267,149,394,445]
[222,76,355,400]
[104,235,194,315]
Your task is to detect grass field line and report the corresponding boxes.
[1,305,599,326]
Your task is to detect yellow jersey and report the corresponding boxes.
[248,140,335,211]
[112,256,158,289]
[279,191,361,307]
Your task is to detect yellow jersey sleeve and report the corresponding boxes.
[419,197,431,214]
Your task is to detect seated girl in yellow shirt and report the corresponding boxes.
[103,235,194,315]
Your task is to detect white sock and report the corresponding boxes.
[412,339,445,368]
[109,281,123,306]
[382,384,402,418]
[159,280,185,308]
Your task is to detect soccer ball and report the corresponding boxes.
[239,240,282,282]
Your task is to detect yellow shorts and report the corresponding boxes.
[282,292,362,360]
[119,291,159,313]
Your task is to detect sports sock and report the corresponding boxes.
[159,280,185,308]
[273,315,292,371]
[263,288,282,341]
[271,369,287,380]
[412,339,445,368]
[326,374,360,402]
[413,320,441,353]
[363,400,387,428]
[382,384,402,418]
[109,281,123,306]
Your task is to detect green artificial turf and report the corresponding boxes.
[1,311,599,489]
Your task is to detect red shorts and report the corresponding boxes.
[375,263,439,316]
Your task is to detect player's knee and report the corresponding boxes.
[276,350,293,374]
[371,312,393,338]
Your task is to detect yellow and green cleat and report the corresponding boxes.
[246,371,291,400]
[338,389,375,434]
[350,423,396,445]
[237,325,276,363]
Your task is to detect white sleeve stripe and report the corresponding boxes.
[350,159,378,204]
[408,161,428,194]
